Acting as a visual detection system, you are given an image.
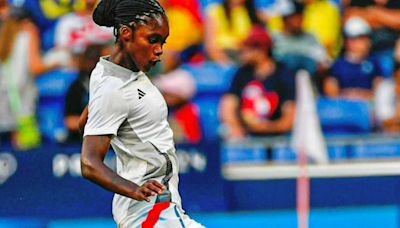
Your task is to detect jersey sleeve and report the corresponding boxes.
[84,86,128,137]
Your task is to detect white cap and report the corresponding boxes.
[344,17,371,38]
[280,0,296,17]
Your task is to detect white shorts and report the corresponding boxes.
[118,202,205,228]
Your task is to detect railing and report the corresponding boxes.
[222,133,400,180]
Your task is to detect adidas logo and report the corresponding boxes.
[138,89,146,99]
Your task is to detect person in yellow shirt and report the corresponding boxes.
[40,0,86,20]
[205,0,261,65]
[302,0,342,58]
[158,0,204,72]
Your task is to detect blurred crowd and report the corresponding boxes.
[1,0,400,150]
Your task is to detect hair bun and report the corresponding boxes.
[93,0,116,27]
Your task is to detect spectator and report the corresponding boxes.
[302,0,342,58]
[323,17,383,101]
[54,0,113,52]
[39,0,84,20]
[220,26,296,140]
[345,0,400,77]
[0,0,8,23]
[49,0,113,69]
[204,0,261,65]
[64,44,108,144]
[0,6,60,149]
[375,64,400,133]
[154,69,202,144]
[255,0,294,33]
[157,0,205,73]
[0,0,10,146]
[273,1,331,76]
[159,0,203,53]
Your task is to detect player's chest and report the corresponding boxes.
[129,83,168,122]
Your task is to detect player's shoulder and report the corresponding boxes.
[91,62,126,86]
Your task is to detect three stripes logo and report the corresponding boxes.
[138,89,146,99]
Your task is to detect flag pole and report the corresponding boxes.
[297,148,310,228]
[292,70,328,228]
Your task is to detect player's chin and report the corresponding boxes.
[141,63,156,72]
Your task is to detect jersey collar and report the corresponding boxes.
[99,56,143,80]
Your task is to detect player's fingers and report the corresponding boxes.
[141,195,150,202]
[141,187,157,197]
[148,180,166,190]
[146,182,164,194]
[134,192,150,202]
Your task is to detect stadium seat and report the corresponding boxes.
[373,50,395,78]
[272,144,297,163]
[272,144,347,163]
[193,95,221,143]
[41,22,57,51]
[36,70,78,97]
[186,62,237,142]
[36,70,78,142]
[37,97,68,143]
[317,98,373,135]
[349,142,400,160]
[221,144,267,164]
[328,144,348,161]
[182,62,236,96]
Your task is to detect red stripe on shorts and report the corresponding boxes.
[142,202,170,228]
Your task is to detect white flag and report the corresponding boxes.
[291,70,328,164]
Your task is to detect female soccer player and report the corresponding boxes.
[80,0,204,227]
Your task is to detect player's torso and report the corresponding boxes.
[114,74,174,152]
[89,59,181,223]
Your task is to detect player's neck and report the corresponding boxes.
[109,45,139,72]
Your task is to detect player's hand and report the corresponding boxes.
[132,180,166,202]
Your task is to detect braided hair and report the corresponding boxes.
[93,0,166,41]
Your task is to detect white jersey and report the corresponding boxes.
[84,57,188,226]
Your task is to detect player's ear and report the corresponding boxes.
[119,24,135,42]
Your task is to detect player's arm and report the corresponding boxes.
[81,87,164,201]
[78,105,89,134]
[81,135,165,202]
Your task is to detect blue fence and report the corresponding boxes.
[0,142,225,218]
[2,140,400,227]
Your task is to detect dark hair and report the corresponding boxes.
[93,0,166,40]
[223,0,261,28]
